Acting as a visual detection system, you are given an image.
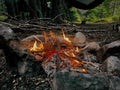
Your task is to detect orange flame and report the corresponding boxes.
[70,59,82,67]
[71,53,76,57]
[82,68,87,73]
[44,31,48,43]
[62,29,71,43]
[49,31,54,37]
[30,40,44,52]
[64,51,76,58]
[75,47,79,53]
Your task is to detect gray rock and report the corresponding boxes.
[87,42,101,51]
[18,61,28,75]
[103,40,120,52]
[73,32,86,47]
[101,40,120,60]
[0,24,16,41]
[101,56,120,73]
[83,52,98,62]
[53,71,120,90]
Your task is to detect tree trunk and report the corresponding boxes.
[4,0,71,21]
[5,0,17,17]
[51,0,71,23]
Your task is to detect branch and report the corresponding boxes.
[0,21,17,28]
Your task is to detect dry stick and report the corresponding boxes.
[32,35,44,43]
[109,79,115,90]
[43,31,48,43]
[48,79,54,90]
[56,39,61,71]
[19,23,42,28]
[82,61,99,69]
[0,21,17,28]
[2,12,18,21]
[100,31,114,45]
[51,13,63,22]
[53,39,61,90]
[47,13,63,25]
[41,64,54,90]
[41,39,61,90]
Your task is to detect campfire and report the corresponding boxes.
[20,27,120,76]
[22,30,120,90]
[1,24,120,90]
[20,29,101,73]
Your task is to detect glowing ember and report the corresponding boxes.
[49,31,54,37]
[44,31,48,43]
[71,53,76,57]
[75,47,79,53]
[45,49,56,59]
[82,68,87,73]
[30,40,44,52]
[64,50,76,58]
[62,29,71,43]
[70,59,82,67]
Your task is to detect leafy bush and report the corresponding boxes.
[112,15,120,22]
[69,7,81,22]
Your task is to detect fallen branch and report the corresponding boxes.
[0,21,17,28]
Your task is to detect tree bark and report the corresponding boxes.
[51,0,70,23]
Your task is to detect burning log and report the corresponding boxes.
[20,29,120,77]
[20,35,45,49]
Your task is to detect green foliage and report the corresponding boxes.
[86,0,120,23]
[0,15,7,21]
[0,0,6,13]
[111,15,120,22]
[0,0,7,21]
[68,0,120,23]
[0,0,120,23]
[63,0,120,23]
[68,7,81,22]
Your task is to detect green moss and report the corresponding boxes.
[0,15,7,21]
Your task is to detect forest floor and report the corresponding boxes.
[0,19,120,90]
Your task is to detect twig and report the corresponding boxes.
[33,35,42,42]
[47,13,63,25]
[82,61,99,70]
[0,21,17,28]
[56,39,61,71]
[51,13,63,22]
[46,77,54,90]
[2,12,18,20]
[109,79,115,90]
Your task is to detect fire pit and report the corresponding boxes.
[21,29,94,73]
[0,24,120,90]
[20,28,120,90]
